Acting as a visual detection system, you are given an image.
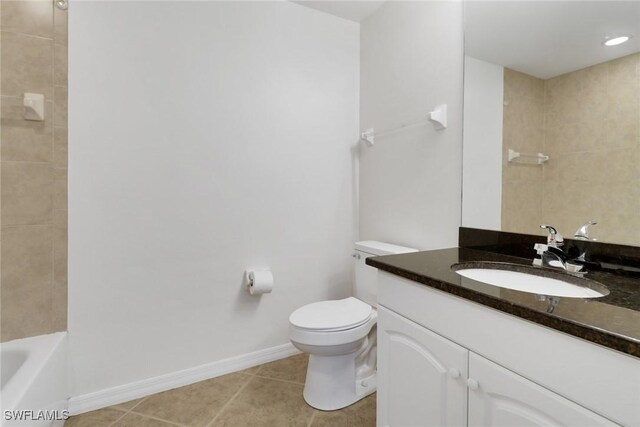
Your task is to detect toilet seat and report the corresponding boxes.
[289,297,372,332]
[290,308,377,348]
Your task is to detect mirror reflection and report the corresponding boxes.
[462,1,640,246]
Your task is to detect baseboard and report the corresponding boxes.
[68,343,300,415]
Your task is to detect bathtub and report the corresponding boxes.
[1,333,68,426]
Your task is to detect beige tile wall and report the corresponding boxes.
[1,0,68,342]
[502,69,545,235]
[502,53,640,245]
[542,53,640,245]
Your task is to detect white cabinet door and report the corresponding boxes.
[378,306,468,427]
[467,352,617,427]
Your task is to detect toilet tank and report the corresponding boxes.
[353,241,418,306]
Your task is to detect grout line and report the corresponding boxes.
[103,398,190,427]
[0,95,25,101]
[1,224,53,230]
[237,370,257,378]
[252,373,305,386]
[50,202,56,332]
[306,410,318,427]
[106,408,129,427]
[104,396,148,427]
[51,19,55,143]
[126,410,190,427]
[0,29,54,41]
[126,398,147,412]
[0,160,54,165]
[205,374,255,427]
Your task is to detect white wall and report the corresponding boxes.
[69,1,359,396]
[359,1,464,250]
[462,56,503,230]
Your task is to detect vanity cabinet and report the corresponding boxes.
[378,306,468,426]
[467,352,615,427]
[378,307,615,427]
[377,272,640,426]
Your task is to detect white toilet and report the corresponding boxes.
[289,241,417,411]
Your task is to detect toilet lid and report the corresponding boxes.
[289,297,373,331]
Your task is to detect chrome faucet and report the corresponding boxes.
[574,220,597,240]
[535,245,570,269]
[573,220,597,262]
[540,224,563,247]
[534,224,583,273]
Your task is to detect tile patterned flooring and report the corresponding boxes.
[66,354,376,427]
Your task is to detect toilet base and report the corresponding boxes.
[303,352,376,411]
[300,327,377,411]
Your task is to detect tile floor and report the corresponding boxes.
[66,354,376,427]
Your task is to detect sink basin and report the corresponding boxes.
[451,262,609,298]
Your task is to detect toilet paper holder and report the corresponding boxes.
[245,269,274,295]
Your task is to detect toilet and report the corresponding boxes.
[289,241,417,411]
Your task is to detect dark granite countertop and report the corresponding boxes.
[367,247,640,358]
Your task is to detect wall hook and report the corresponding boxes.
[23,93,45,121]
[361,128,375,146]
[428,104,447,130]
[55,0,68,10]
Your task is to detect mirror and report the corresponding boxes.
[462,1,640,246]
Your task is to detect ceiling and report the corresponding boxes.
[465,1,640,79]
[292,1,639,78]
[291,0,386,23]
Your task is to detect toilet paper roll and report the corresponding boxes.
[248,270,274,295]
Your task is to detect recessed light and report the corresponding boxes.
[603,35,632,47]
